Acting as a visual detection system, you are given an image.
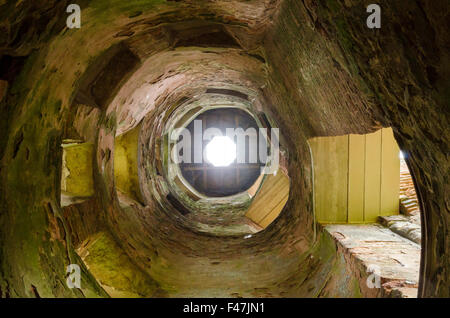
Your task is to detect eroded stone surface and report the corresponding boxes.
[379,215,421,244]
[325,224,420,298]
[399,158,421,226]
[0,80,7,102]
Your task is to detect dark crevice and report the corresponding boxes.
[166,193,191,216]
[0,55,27,82]
[30,285,40,298]
[73,43,140,109]
[12,131,23,159]
[166,23,242,49]
[205,88,248,101]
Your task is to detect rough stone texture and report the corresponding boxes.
[399,158,421,225]
[61,142,94,197]
[77,231,163,298]
[379,215,421,245]
[0,0,448,297]
[0,80,7,102]
[325,224,420,298]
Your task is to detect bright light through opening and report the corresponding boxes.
[205,136,236,167]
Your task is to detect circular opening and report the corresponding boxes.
[177,108,265,197]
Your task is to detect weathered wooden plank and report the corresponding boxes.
[364,129,382,222]
[258,194,289,228]
[310,136,348,223]
[246,174,286,221]
[380,128,400,216]
[348,134,365,223]
[245,170,290,227]
[309,128,400,224]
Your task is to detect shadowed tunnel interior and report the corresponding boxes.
[0,0,448,298]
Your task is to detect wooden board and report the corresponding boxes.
[364,129,382,222]
[380,128,400,216]
[245,170,290,228]
[309,128,400,224]
[347,134,365,223]
[309,135,348,223]
[258,194,289,228]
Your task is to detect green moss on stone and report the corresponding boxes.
[78,231,161,298]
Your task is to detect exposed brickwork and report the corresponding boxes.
[400,158,421,225]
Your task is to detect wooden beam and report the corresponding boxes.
[181,164,262,171]
[309,135,348,223]
[348,134,365,223]
[364,129,382,222]
[380,128,400,216]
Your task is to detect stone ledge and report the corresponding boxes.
[324,224,420,298]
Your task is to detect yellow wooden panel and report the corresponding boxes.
[258,194,289,228]
[380,128,400,216]
[364,129,382,222]
[252,195,285,224]
[310,136,348,223]
[347,134,365,223]
[245,170,290,228]
[309,128,401,224]
[246,173,287,222]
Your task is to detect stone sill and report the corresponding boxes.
[324,224,420,298]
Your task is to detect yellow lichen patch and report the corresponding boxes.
[114,124,143,203]
[61,141,94,197]
[77,231,160,298]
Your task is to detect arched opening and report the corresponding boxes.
[308,128,422,297]
[177,108,265,197]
